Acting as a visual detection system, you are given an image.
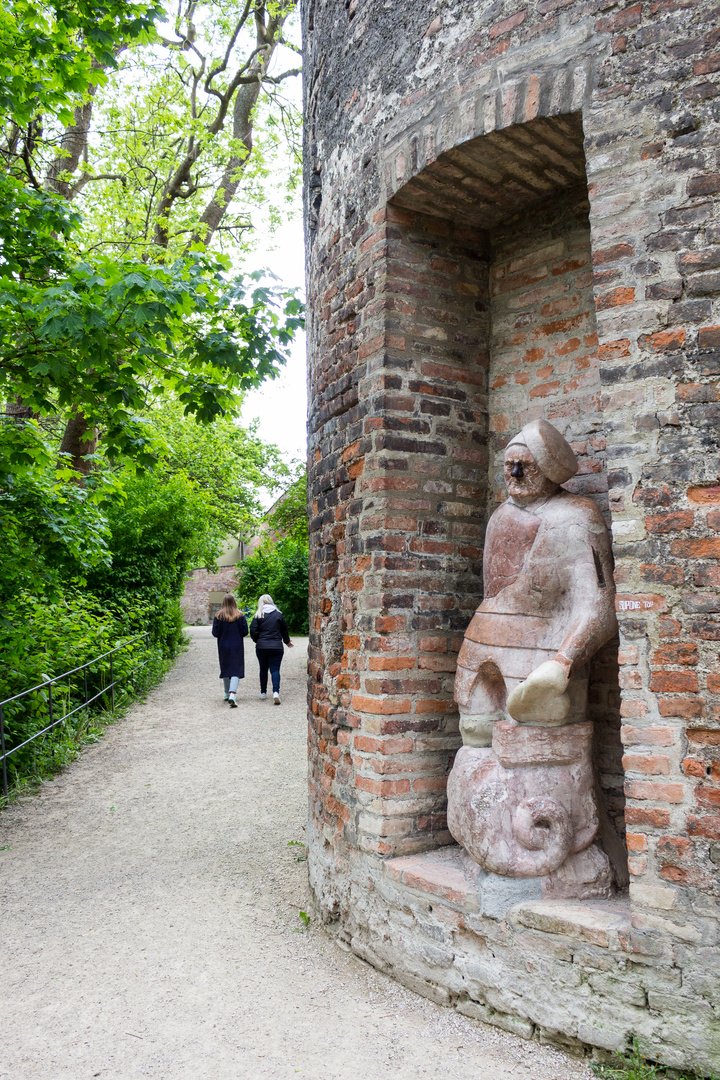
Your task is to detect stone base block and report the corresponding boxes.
[309,832,720,1075]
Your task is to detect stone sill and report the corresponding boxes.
[385,844,631,946]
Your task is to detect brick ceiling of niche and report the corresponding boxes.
[391,114,587,228]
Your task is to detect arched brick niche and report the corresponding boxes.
[373,112,627,880]
[308,113,627,875]
[305,0,720,1069]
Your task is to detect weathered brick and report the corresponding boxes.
[671,538,720,558]
[596,286,635,310]
[621,725,676,746]
[625,806,672,828]
[696,786,720,809]
[623,754,671,775]
[649,671,700,693]
[625,780,685,803]
[645,511,694,533]
[658,696,705,718]
[352,699,412,717]
[687,814,720,839]
[698,325,720,348]
[688,173,720,195]
[652,643,698,666]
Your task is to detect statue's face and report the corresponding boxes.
[504,444,558,505]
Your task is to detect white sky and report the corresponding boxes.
[239,14,307,482]
[145,9,308,490]
[241,213,307,471]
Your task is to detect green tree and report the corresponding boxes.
[236,536,308,633]
[77,0,301,257]
[0,0,302,474]
[148,397,288,541]
[0,440,112,605]
[0,0,161,127]
[236,467,308,632]
[0,250,303,474]
[265,467,307,544]
[85,468,219,649]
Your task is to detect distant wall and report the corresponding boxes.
[181,567,239,626]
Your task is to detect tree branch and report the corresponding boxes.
[68,172,128,198]
[263,67,301,84]
[204,1,253,92]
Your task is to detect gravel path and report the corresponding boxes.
[0,627,594,1080]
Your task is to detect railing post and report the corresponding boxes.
[47,680,55,765]
[0,703,8,801]
[110,655,115,712]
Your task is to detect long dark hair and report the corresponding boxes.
[216,593,241,622]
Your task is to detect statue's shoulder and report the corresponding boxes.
[486,499,526,532]
[544,490,609,531]
[488,499,513,523]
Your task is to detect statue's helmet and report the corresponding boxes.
[506,419,578,485]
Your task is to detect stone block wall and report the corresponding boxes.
[181,567,239,626]
[304,0,720,1069]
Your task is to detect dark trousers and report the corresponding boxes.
[257,649,283,694]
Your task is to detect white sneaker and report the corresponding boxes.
[273,692,280,705]
[260,693,267,700]
[228,695,237,709]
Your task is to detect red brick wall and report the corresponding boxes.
[308,208,490,856]
[304,0,720,1064]
[488,190,603,504]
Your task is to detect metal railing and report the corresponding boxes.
[0,633,151,801]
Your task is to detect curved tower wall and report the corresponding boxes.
[304,1,720,1070]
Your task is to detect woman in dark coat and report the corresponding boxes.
[211,594,248,708]
[249,593,293,705]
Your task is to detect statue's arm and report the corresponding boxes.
[482,511,500,597]
[554,514,617,675]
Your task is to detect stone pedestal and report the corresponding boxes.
[447,720,611,896]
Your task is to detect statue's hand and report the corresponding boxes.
[459,710,503,747]
[506,660,570,724]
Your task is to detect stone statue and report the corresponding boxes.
[447,419,618,898]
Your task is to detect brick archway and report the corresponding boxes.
[310,110,627,884]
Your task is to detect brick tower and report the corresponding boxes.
[304,0,720,1069]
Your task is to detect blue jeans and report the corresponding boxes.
[257,649,283,694]
[223,676,239,695]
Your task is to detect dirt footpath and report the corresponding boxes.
[0,627,593,1080]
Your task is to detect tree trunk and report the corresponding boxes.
[58,411,98,475]
[5,396,39,420]
[191,77,262,249]
[45,58,109,199]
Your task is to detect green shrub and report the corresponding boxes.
[236,536,309,634]
[86,469,220,652]
[0,588,163,796]
[592,1040,715,1080]
[0,429,111,606]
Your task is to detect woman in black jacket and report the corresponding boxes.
[249,593,293,704]
[211,594,248,708]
